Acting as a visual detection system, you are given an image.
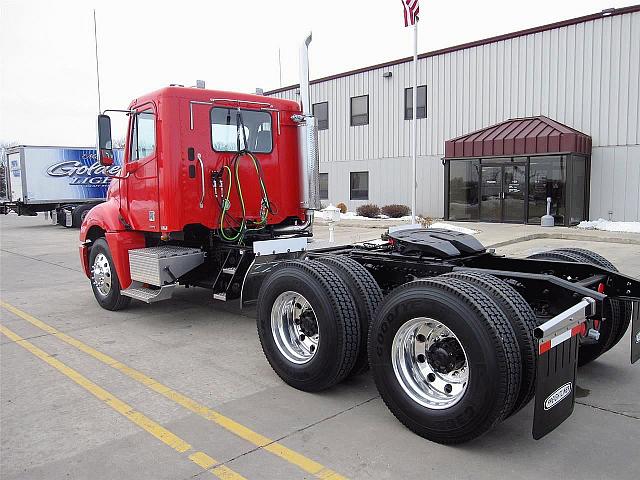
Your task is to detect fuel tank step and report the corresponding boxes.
[128,246,205,287]
[121,282,177,303]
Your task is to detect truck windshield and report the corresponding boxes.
[211,108,272,153]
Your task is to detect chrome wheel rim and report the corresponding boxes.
[91,253,112,296]
[391,317,469,409]
[270,291,319,364]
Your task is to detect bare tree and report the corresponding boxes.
[0,141,19,200]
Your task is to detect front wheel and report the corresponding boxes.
[89,238,131,311]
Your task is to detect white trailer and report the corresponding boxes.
[1,145,123,227]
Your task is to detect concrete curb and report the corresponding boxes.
[486,232,640,248]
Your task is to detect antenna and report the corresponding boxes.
[93,9,102,114]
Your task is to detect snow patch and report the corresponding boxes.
[577,219,640,234]
[429,222,478,235]
[316,210,411,221]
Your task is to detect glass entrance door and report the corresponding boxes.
[503,165,526,222]
[480,166,502,222]
[480,164,526,222]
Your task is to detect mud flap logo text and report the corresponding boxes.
[544,382,572,410]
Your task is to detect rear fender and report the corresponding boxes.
[240,252,306,307]
[241,237,309,307]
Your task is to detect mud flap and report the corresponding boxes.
[632,301,640,364]
[533,334,579,439]
[532,298,594,440]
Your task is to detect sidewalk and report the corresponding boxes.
[313,218,640,247]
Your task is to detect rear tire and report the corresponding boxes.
[316,255,383,376]
[527,248,626,366]
[552,248,631,360]
[443,272,537,416]
[256,260,360,392]
[368,277,521,444]
[89,238,131,311]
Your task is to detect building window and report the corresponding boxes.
[350,171,369,200]
[448,159,479,221]
[313,102,329,130]
[404,85,427,120]
[350,95,369,126]
[319,173,329,199]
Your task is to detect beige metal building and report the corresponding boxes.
[266,6,640,223]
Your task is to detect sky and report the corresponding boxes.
[0,0,635,146]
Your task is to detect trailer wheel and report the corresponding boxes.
[442,272,537,416]
[89,238,131,311]
[547,248,630,364]
[72,204,93,228]
[368,278,521,444]
[56,208,66,226]
[256,260,360,392]
[316,255,383,376]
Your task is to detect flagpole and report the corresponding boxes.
[411,21,418,224]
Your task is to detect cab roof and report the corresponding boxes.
[129,86,300,112]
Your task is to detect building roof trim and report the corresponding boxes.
[265,5,640,95]
[444,116,592,158]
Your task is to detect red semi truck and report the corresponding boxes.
[80,36,640,444]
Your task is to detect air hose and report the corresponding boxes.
[219,150,273,242]
[217,108,274,243]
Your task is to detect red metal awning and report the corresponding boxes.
[444,116,591,158]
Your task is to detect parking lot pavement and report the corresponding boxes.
[1,214,639,480]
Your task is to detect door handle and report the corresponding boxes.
[196,153,205,209]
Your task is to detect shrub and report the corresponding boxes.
[356,203,381,218]
[336,202,348,214]
[381,204,410,218]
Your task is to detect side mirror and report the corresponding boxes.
[97,114,114,166]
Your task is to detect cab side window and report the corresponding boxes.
[130,109,156,160]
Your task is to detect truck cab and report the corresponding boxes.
[80,84,320,307]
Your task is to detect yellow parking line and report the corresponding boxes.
[0,301,347,480]
[0,323,245,480]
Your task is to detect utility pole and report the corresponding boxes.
[278,48,283,87]
[93,9,102,114]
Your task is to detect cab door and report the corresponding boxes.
[125,108,160,231]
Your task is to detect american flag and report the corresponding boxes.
[401,0,419,27]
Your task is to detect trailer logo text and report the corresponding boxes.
[544,382,572,410]
[46,161,121,186]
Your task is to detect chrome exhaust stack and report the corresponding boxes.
[274,33,319,235]
[297,32,320,212]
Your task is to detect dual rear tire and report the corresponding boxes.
[368,275,534,444]
[257,260,538,444]
[527,247,631,366]
[256,257,382,392]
